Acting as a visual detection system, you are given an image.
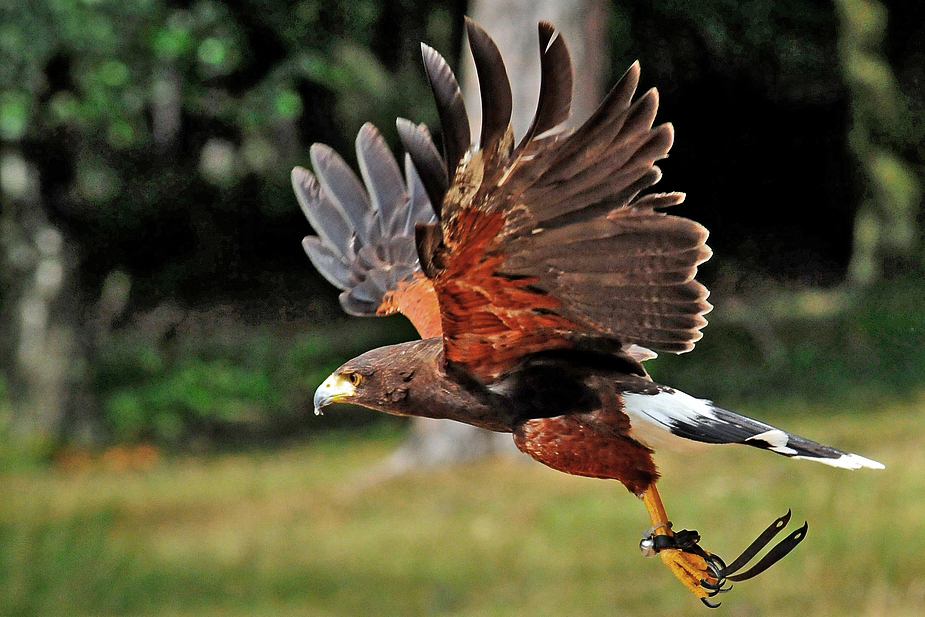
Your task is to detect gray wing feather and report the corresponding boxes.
[356,123,408,239]
[397,118,448,219]
[296,124,440,317]
[292,167,353,261]
[302,236,351,291]
[309,143,377,246]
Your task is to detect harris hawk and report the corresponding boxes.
[295,19,884,606]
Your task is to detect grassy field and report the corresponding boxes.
[2,397,924,617]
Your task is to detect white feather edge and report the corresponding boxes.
[622,390,884,470]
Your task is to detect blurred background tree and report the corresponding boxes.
[0,0,922,461]
[0,0,465,456]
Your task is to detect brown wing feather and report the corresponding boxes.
[419,22,711,382]
[465,18,513,157]
[421,43,470,184]
[517,22,573,150]
[396,118,448,218]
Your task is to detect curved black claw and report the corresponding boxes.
[700,552,732,598]
[643,528,731,605]
[702,576,733,598]
[703,552,727,580]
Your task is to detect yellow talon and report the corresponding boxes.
[658,548,716,600]
[639,485,724,605]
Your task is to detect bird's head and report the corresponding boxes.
[312,337,511,431]
[312,366,365,414]
[313,339,439,416]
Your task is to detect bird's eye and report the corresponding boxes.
[347,372,362,387]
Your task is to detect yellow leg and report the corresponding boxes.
[641,483,670,528]
[639,484,720,602]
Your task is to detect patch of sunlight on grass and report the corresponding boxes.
[2,398,924,617]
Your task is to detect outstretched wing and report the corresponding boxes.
[418,20,713,382]
[294,122,443,338]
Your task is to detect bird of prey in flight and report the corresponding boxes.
[296,19,883,606]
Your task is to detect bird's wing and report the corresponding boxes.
[294,122,444,338]
[418,20,713,382]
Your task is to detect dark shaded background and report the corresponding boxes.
[30,1,917,304]
[0,0,922,452]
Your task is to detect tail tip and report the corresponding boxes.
[794,452,885,470]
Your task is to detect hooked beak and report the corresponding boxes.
[313,374,356,415]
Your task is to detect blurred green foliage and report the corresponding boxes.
[92,315,415,447]
[102,355,279,443]
[0,0,457,452]
[650,277,925,406]
[1,0,452,155]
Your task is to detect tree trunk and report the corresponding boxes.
[387,0,612,473]
[835,0,922,285]
[0,149,83,455]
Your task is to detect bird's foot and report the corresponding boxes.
[639,510,808,608]
[640,525,729,607]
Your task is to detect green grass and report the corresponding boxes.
[2,399,924,617]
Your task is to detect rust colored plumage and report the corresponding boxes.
[513,375,658,494]
[407,21,710,384]
[515,414,658,494]
[429,206,577,380]
[377,273,442,339]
